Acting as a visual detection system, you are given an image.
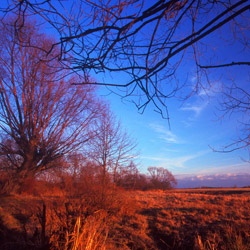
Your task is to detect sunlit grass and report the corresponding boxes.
[1,188,250,249]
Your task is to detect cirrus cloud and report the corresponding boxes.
[149,123,181,144]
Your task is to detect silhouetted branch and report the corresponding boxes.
[199,61,250,69]
[1,0,249,119]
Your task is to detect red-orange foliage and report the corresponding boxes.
[0,19,101,193]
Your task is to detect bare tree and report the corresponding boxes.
[116,161,141,190]
[0,1,249,119]
[1,1,249,158]
[0,19,101,192]
[148,166,177,189]
[88,106,137,187]
[212,83,250,157]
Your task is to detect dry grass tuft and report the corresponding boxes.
[1,188,250,249]
[64,212,109,250]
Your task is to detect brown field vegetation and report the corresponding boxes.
[0,187,250,250]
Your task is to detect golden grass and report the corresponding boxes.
[63,212,109,250]
[132,189,250,249]
[0,188,250,249]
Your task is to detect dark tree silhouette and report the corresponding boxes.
[1,1,249,154]
[212,83,250,157]
[0,1,249,119]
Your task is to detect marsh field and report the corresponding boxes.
[0,187,250,250]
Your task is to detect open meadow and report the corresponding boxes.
[1,188,250,250]
[1,2,250,250]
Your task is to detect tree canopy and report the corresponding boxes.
[0,1,249,153]
[1,0,248,116]
[0,19,101,191]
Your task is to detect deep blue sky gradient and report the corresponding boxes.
[1,0,249,187]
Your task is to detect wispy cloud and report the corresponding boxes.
[149,123,180,144]
[181,76,221,120]
[198,82,222,97]
[141,151,208,169]
[190,75,222,97]
[197,162,250,175]
[176,173,250,188]
[174,161,250,180]
[181,101,209,117]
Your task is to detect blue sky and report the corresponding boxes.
[97,66,250,187]
[98,82,249,170]
[1,0,249,187]
[92,1,250,187]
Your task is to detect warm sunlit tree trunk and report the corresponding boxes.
[0,19,101,193]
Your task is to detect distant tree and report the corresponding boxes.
[0,19,101,193]
[148,166,177,190]
[88,106,137,189]
[116,161,139,189]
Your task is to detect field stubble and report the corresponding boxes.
[134,189,250,249]
[0,188,250,249]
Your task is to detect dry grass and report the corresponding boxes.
[0,188,250,249]
[133,189,250,249]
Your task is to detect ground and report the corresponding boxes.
[0,188,250,249]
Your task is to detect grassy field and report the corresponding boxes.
[133,188,250,249]
[0,188,250,249]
